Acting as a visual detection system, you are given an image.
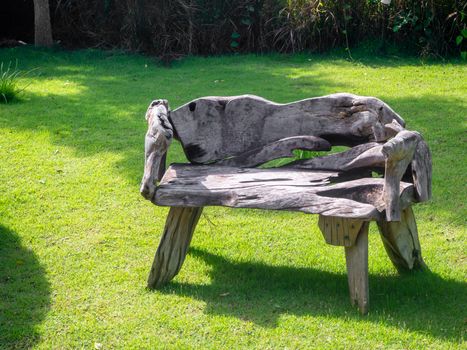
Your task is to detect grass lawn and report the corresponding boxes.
[0,47,466,349]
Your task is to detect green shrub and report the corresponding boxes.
[49,0,466,57]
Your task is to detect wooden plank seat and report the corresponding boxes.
[139,94,432,314]
[154,164,415,221]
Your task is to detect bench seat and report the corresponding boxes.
[154,164,415,221]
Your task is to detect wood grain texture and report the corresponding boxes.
[216,135,331,167]
[170,94,405,164]
[382,130,420,221]
[345,222,369,315]
[287,142,384,171]
[140,95,433,315]
[154,164,415,220]
[288,131,431,209]
[377,206,426,272]
[140,100,173,201]
[384,120,405,137]
[318,216,365,247]
[147,206,203,289]
[411,139,432,202]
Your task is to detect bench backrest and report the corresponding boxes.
[141,94,431,222]
[169,94,405,164]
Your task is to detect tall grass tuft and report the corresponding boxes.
[0,61,31,103]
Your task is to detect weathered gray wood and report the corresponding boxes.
[170,94,405,164]
[345,221,369,315]
[288,132,431,207]
[140,100,173,200]
[382,130,420,221]
[384,120,405,137]
[411,139,432,202]
[154,164,415,220]
[140,94,432,315]
[377,206,426,272]
[147,206,203,289]
[287,142,384,171]
[318,215,365,247]
[315,177,415,214]
[287,119,407,173]
[157,153,167,182]
[216,135,331,167]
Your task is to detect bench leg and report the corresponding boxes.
[147,207,203,289]
[344,222,369,315]
[377,206,426,272]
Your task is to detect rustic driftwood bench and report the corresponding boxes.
[140,94,432,314]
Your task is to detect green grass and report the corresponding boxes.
[0,47,466,349]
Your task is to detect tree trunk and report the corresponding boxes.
[34,0,53,47]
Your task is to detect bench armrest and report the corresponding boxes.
[140,100,173,200]
[382,130,431,221]
[285,127,432,221]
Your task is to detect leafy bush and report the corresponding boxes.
[49,0,466,58]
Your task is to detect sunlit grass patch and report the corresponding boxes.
[0,47,465,349]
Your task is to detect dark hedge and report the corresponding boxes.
[48,0,466,58]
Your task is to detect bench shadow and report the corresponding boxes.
[0,225,51,349]
[157,247,466,341]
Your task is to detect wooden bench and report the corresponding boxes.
[140,94,432,314]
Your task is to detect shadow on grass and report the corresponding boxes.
[0,225,51,349]
[157,247,466,341]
